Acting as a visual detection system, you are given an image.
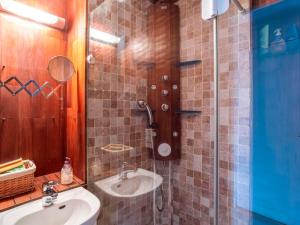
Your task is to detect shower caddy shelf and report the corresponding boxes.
[177,59,202,67]
[175,110,201,116]
[101,144,133,153]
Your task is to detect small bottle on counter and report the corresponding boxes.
[61,157,73,185]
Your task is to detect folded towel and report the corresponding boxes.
[0,158,24,174]
[0,158,23,169]
[3,165,25,174]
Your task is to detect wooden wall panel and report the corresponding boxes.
[0,0,87,179]
[66,0,87,182]
[0,1,67,176]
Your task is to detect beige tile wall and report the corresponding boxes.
[87,0,156,224]
[171,0,251,225]
[87,0,252,225]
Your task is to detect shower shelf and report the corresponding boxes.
[175,110,201,116]
[177,60,202,67]
[101,144,133,153]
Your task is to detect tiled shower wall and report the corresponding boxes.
[87,0,152,183]
[171,0,251,224]
[87,0,156,224]
[87,0,251,225]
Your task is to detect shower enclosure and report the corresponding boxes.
[86,0,299,225]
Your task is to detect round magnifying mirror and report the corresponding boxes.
[47,56,75,82]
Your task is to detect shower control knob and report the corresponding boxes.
[162,75,169,81]
[161,90,169,96]
[150,84,157,90]
[173,131,178,137]
[172,84,178,90]
[86,54,95,64]
[161,104,169,112]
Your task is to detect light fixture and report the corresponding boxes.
[90,28,121,45]
[0,0,65,30]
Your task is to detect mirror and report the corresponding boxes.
[47,56,75,82]
[46,56,76,98]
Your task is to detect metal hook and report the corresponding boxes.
[0,66,5,86]
[0,66,5,76]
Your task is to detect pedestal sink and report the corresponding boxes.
[94,168,163,198]
[0,187,100,225]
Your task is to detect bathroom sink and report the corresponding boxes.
[94,168,163,198]
[0,187,100,225]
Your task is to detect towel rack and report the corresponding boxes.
[0,66,61,98]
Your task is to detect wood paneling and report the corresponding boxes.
[66,0,87,181]
[0,0,67,176]
[147,3,180,160]
[0,0,87,180]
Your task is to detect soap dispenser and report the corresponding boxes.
[270,28,286,54]
[61,157,73,185]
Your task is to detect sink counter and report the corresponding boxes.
[0,187,100,225]
[0,172,85,212]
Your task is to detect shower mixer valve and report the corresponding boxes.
[162,75,169,81]
[162,90,169,96]
[161,104,169,112]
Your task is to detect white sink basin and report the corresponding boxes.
[94,168,163,198]
[0,187,100,225]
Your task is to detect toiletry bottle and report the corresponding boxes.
[259,24,269,54]
[61,157,73,185]
[270,28,286,54]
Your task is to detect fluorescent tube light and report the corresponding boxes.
[90,28,121,44]
[0,0,65,30]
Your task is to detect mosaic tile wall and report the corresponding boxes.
[87,0,157,224]
[87,0,252,225]
[87,0,153,182]
[170,0,251,225]
[217,0,251,224]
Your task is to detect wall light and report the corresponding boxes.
[0,0,65,30]
[90,28,121,45]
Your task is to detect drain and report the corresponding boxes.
[59,205,66,210]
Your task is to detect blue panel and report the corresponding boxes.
[252,1,300,224]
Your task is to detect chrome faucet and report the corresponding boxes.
[42,181,58,207]
[119,162,137,181]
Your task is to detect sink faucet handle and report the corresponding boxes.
[121,162,129,170]
[42,181,59,207]
[42,181,58,194]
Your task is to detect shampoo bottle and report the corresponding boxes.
[61,157,73,185]
[270,28,286,54]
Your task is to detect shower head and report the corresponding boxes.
[137,99,155,128]
[137,99,147,108]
